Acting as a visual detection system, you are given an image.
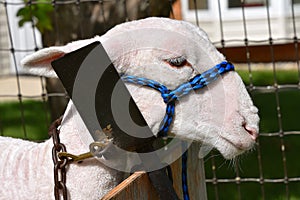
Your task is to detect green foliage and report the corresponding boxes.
[16,0,53,33]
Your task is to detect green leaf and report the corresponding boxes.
[18,19,26,27]
[16,7,28,17]
[16,0,53,33]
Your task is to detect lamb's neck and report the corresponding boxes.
[53,102,124,199]
[58,101,94,154]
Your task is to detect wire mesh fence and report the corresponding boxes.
[0,0,299,199]
[202,1,300,199]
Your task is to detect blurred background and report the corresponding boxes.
[0,0,300,199]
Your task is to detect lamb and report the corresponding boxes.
[0,17,259,200]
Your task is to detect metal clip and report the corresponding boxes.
[89,139,113,159]
[58,152,93,163]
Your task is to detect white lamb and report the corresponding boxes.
[0,17,259,200]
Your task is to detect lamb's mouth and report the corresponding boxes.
[219,124,258,152]
[219,135,247,151]
[217,136,256,159]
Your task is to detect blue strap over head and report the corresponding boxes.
[121,61,234,200]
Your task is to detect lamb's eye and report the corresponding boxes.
[165,56,188,67]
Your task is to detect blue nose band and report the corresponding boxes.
[121,61,234,200]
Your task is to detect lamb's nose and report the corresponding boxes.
[243,123,258,141]
[250,106,258,114]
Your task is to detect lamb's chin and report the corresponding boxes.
[216,138,255,159]
[218,146,245,160]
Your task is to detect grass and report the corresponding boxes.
[237,69,299,86]
[0,100,50,141]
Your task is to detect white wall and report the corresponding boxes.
[0,5,10,75]
[0,1,42,75]
[181,0,300,46]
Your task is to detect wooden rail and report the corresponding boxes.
[101,143,207,200]
[101,171,159,200]
[218,42,300,63]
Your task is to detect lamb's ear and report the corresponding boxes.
[21,47,65,77]
[21,36,101,77]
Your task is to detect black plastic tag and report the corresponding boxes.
[51,42,154,150]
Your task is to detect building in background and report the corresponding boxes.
[181,0,300,46]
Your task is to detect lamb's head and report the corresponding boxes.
[21,17,259,159]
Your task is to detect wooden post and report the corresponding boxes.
[171,142,208,200]
[101,142,208,200]
[101,171,159,200]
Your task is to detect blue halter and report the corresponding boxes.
[121,61,234,200]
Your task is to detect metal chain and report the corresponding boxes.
[49,117,69,200]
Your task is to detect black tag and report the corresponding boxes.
[51,42,155,150]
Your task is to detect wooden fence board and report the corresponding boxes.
[101,171,159,200]
[170,142,207,200]
[218,42,300,63]
[101,142,207,200]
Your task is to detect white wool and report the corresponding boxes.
[0,17,259,199]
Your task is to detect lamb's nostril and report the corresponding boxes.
[242,123,258,141]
